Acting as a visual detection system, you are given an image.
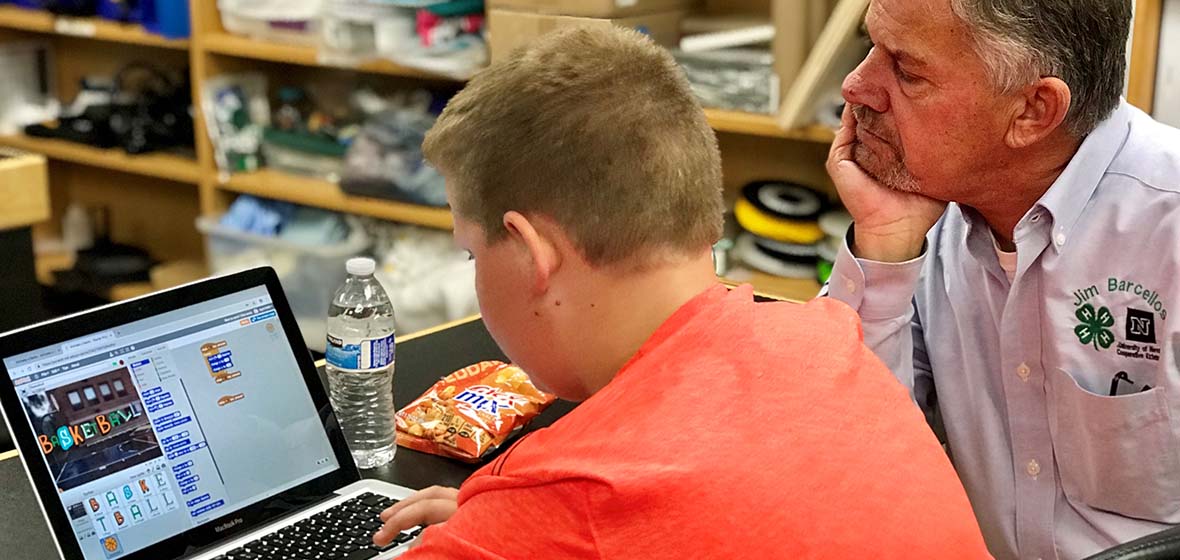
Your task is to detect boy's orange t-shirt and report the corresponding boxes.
[403,285,990,559]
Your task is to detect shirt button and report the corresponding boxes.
[1027,459,1041,478]
[844,277,857,294]
[1054,233,1066,246]
[1016,363,1031,381]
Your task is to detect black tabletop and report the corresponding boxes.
[350,317,576,489]
[1,454,62,559]
[0,317,575,559]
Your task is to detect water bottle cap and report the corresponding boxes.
[346,257,376,276]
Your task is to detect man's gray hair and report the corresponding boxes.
[949,0,1133,137]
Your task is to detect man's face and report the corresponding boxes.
[843,0,1013,201]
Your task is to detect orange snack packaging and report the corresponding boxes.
[395,361,555,462]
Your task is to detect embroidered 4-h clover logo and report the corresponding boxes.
[1074,303,1115,350]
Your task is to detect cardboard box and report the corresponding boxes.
[0,149,49,231]
[486,0,695,18]
[774,0,811,94]
[489,9,685,63]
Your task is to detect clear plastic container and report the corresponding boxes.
[196,215,370,352]
[318,0,405,64]
[0,41,57,136]
[219,0,322,46]
[222,15,321,46]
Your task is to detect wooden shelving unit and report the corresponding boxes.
[198,37,837,142]
[0,134,199,183]
[0,5,188,49]
[220,170,455,230]
[187,6,839,261]
[704,108,834,142]
[201,32,447,80]
[198,36,837,144]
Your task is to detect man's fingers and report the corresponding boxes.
[379,486,459,522]
[828,112,873,194]
[828,104,860,172]
[372,498,459,546]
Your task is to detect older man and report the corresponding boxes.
[826,0,1180,558]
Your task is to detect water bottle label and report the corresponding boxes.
[325,333,395,371]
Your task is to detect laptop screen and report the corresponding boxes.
[3,286,340,560]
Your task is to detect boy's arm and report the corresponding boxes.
[397,477,602,560]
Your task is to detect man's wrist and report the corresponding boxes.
[849,224,927,263]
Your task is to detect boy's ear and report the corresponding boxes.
[503,211,561,294]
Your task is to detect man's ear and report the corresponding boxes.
[1006,77,1072,149]
[502,211,561,294]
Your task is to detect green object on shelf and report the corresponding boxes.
[426,0,485,17]
[262,128,348,158]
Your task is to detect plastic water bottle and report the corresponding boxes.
[325,257,397,469]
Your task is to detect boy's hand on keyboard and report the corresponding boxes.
[373,486,459,547]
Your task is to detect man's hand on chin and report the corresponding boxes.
[827,105,947,263]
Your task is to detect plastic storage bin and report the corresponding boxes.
[219,0,322,46]
[196,215,370,353]
[99,0,143,22]
[151,0,190,39]
[0,41,57,136]
[320,0,408,64]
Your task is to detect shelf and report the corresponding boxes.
[201,33,456,81]
[0,135,200,183]
[0,6,189,50]
[198,33,833,141]
[219,169,454,230]
[704,108,836,143]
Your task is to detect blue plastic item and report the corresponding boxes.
[150,0,189,39]
[139,0,155,29]
[98,0,144,22]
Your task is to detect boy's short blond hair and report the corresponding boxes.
[423,25,724,267]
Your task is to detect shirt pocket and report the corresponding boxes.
[1047,367,1180,522]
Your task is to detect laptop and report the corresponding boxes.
[0,267,423,560]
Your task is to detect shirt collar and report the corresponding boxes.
[957,204,1009,283]
[1034,99,1133,252]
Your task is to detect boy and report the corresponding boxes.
[374,26,990,559]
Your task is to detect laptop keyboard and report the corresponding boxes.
[213,492,423,560]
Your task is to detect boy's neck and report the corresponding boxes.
[560,252,719,398]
